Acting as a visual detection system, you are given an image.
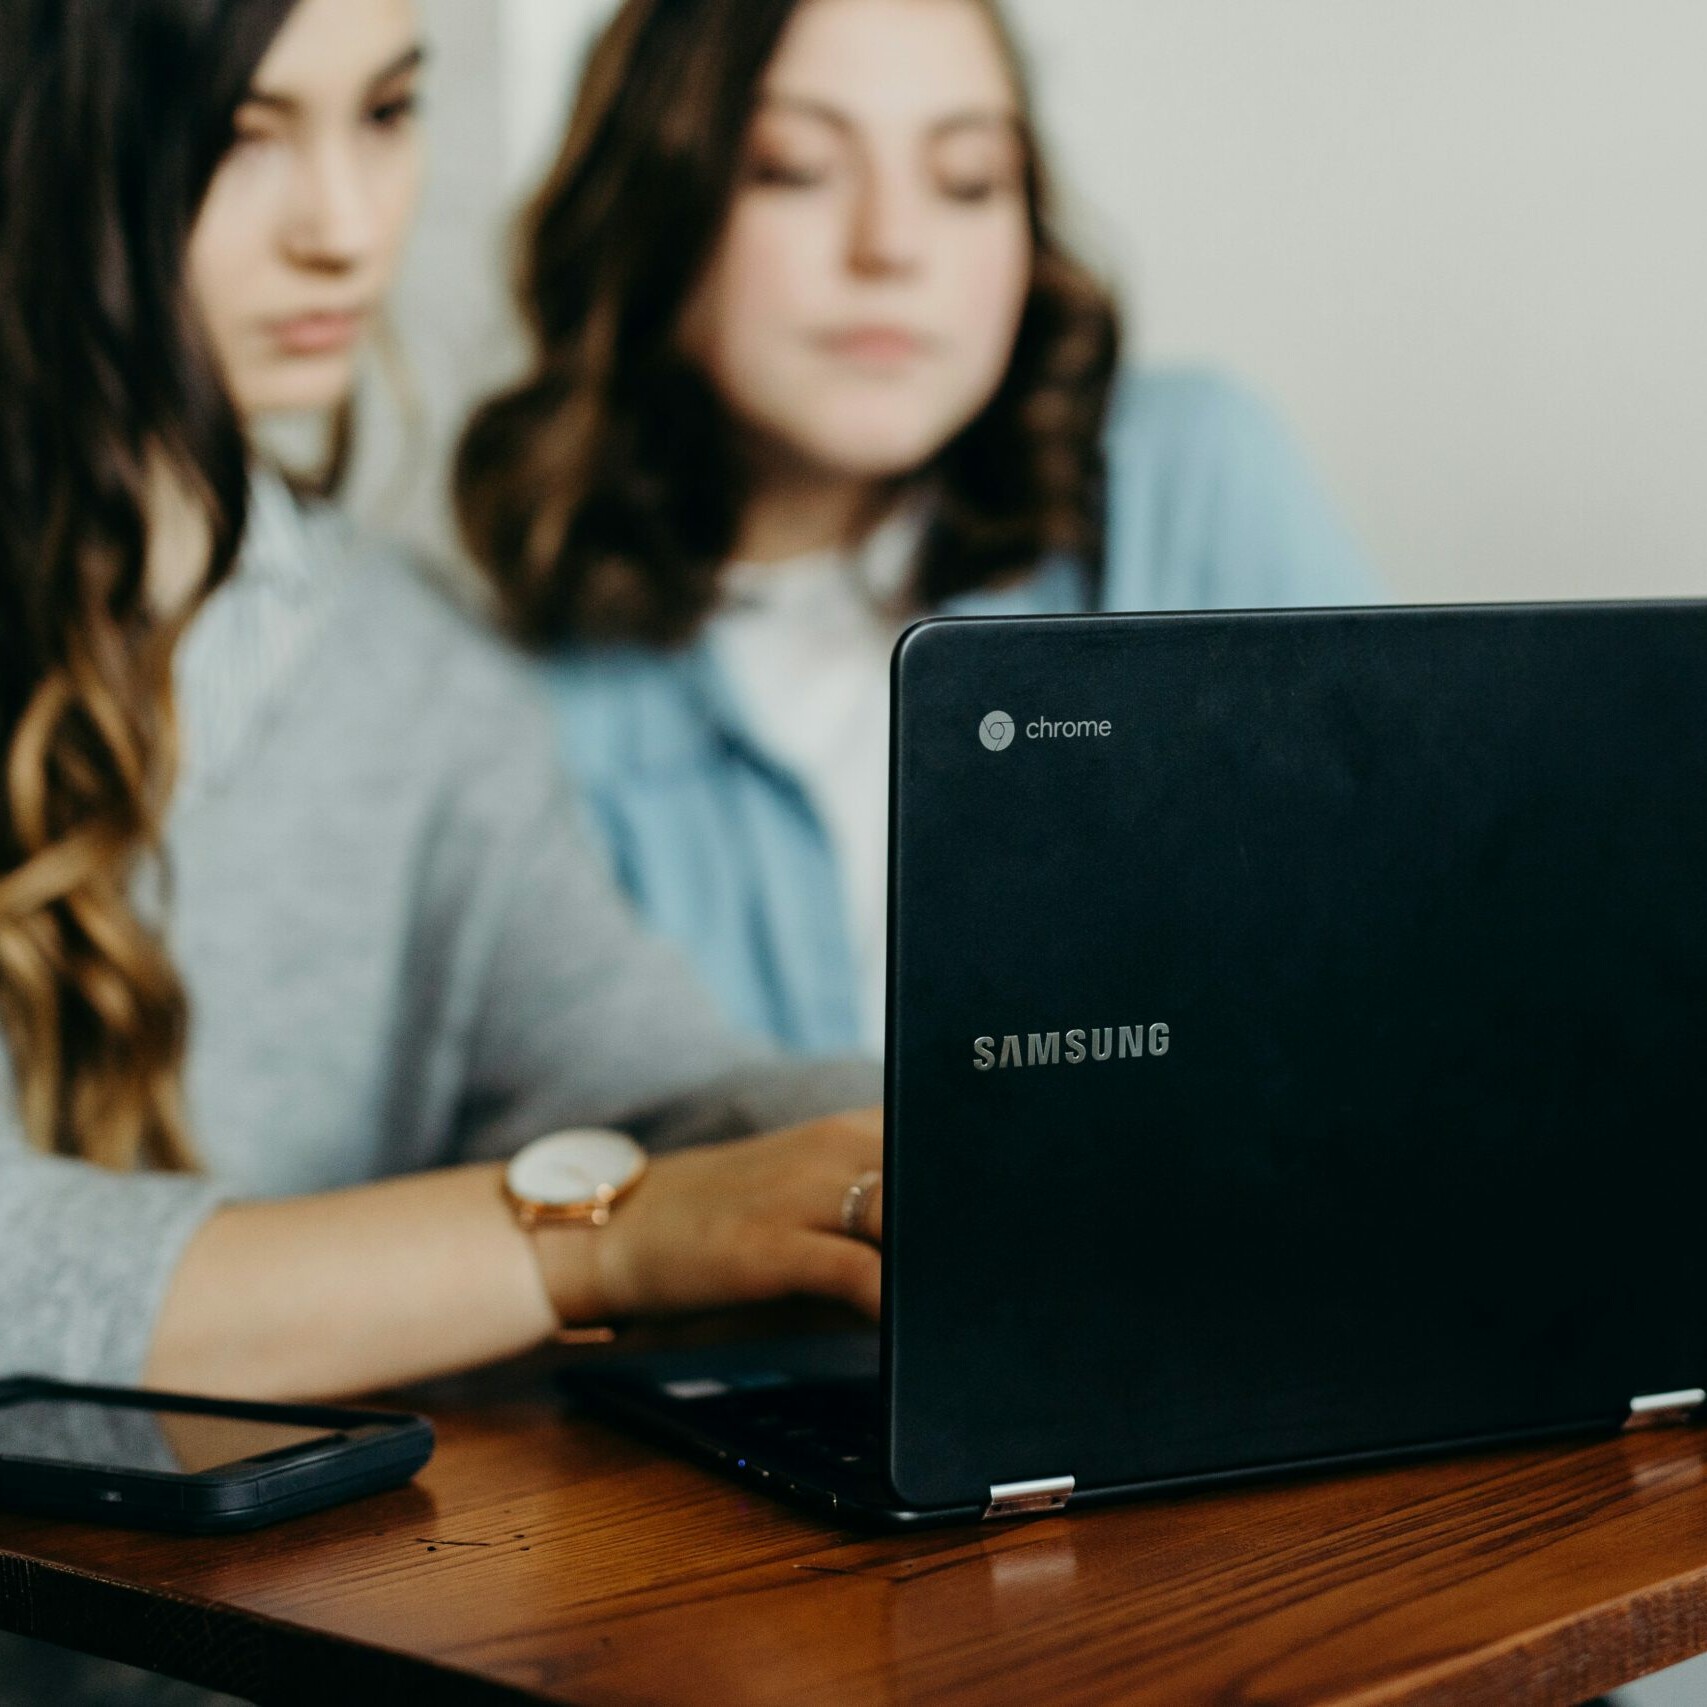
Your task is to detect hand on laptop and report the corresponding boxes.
[542,1110,884,1325]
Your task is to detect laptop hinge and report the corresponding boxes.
[1623,1388,1707,1430]
[984,1475,1075,1521]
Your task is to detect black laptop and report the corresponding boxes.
[569,602,1707,1528]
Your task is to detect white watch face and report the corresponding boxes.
[507,1130,645,1208]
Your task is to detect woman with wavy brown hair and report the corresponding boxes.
[0,0,893,1438]
[457,0,1379,1059]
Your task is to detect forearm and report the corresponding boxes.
[142,1163,595,1402]
[141,1111,886,1402]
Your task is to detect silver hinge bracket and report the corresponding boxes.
[983,1475,1075,1521]
[1623,1388,1707,1431]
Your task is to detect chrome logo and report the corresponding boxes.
[979,710,1015,751]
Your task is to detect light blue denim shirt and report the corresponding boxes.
[541,369,1380,1056]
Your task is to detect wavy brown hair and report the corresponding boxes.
[456,0,1121,648]
[0,0,301,1169]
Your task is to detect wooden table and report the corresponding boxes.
[4,1338,1707,1707]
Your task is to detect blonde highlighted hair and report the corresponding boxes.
[0,0,301,1168]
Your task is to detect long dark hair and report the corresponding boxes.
[455,0,1120,648]
[0,0,300,1169]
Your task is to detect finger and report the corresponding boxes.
[839,1105,884,1163]
[818,1164,883,1240]
[795,1106,881,1167]
[790,1231,882,1318]
[810,1111,885,1232]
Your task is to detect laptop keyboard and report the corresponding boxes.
[673,1378,884,1476]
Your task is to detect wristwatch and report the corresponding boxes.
[503,1129,648,1230]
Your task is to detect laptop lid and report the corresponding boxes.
[882,603,1707,1512]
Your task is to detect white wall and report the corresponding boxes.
[498,0,616,193]
[1003,0,1707,601]
[386,1,1707,605]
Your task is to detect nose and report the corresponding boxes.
[847,162,926,279]
[282,138,376,272]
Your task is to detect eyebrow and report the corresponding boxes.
[760,93,1021,142]
[244,43,427,114]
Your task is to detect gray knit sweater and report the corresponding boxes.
[0,487,878,1384]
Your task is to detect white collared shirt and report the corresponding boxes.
[708,505,926,1054]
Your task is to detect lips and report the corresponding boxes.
[817,326,934,363]
[265,309,368,357]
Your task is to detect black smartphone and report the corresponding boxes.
[0,1376,434,1533]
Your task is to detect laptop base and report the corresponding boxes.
[562,1333,1642,1533]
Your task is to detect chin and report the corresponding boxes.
[233,353,359,418]
[789,407,969,483]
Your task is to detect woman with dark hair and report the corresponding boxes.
[0,0,888,1431]
[457,0,1378,1058]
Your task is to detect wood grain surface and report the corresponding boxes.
[4,1344,1707,1706]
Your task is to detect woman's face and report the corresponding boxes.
[684,0,1034,483]
[187,0,424,419]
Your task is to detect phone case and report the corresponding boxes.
[0,1376,435,1533]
